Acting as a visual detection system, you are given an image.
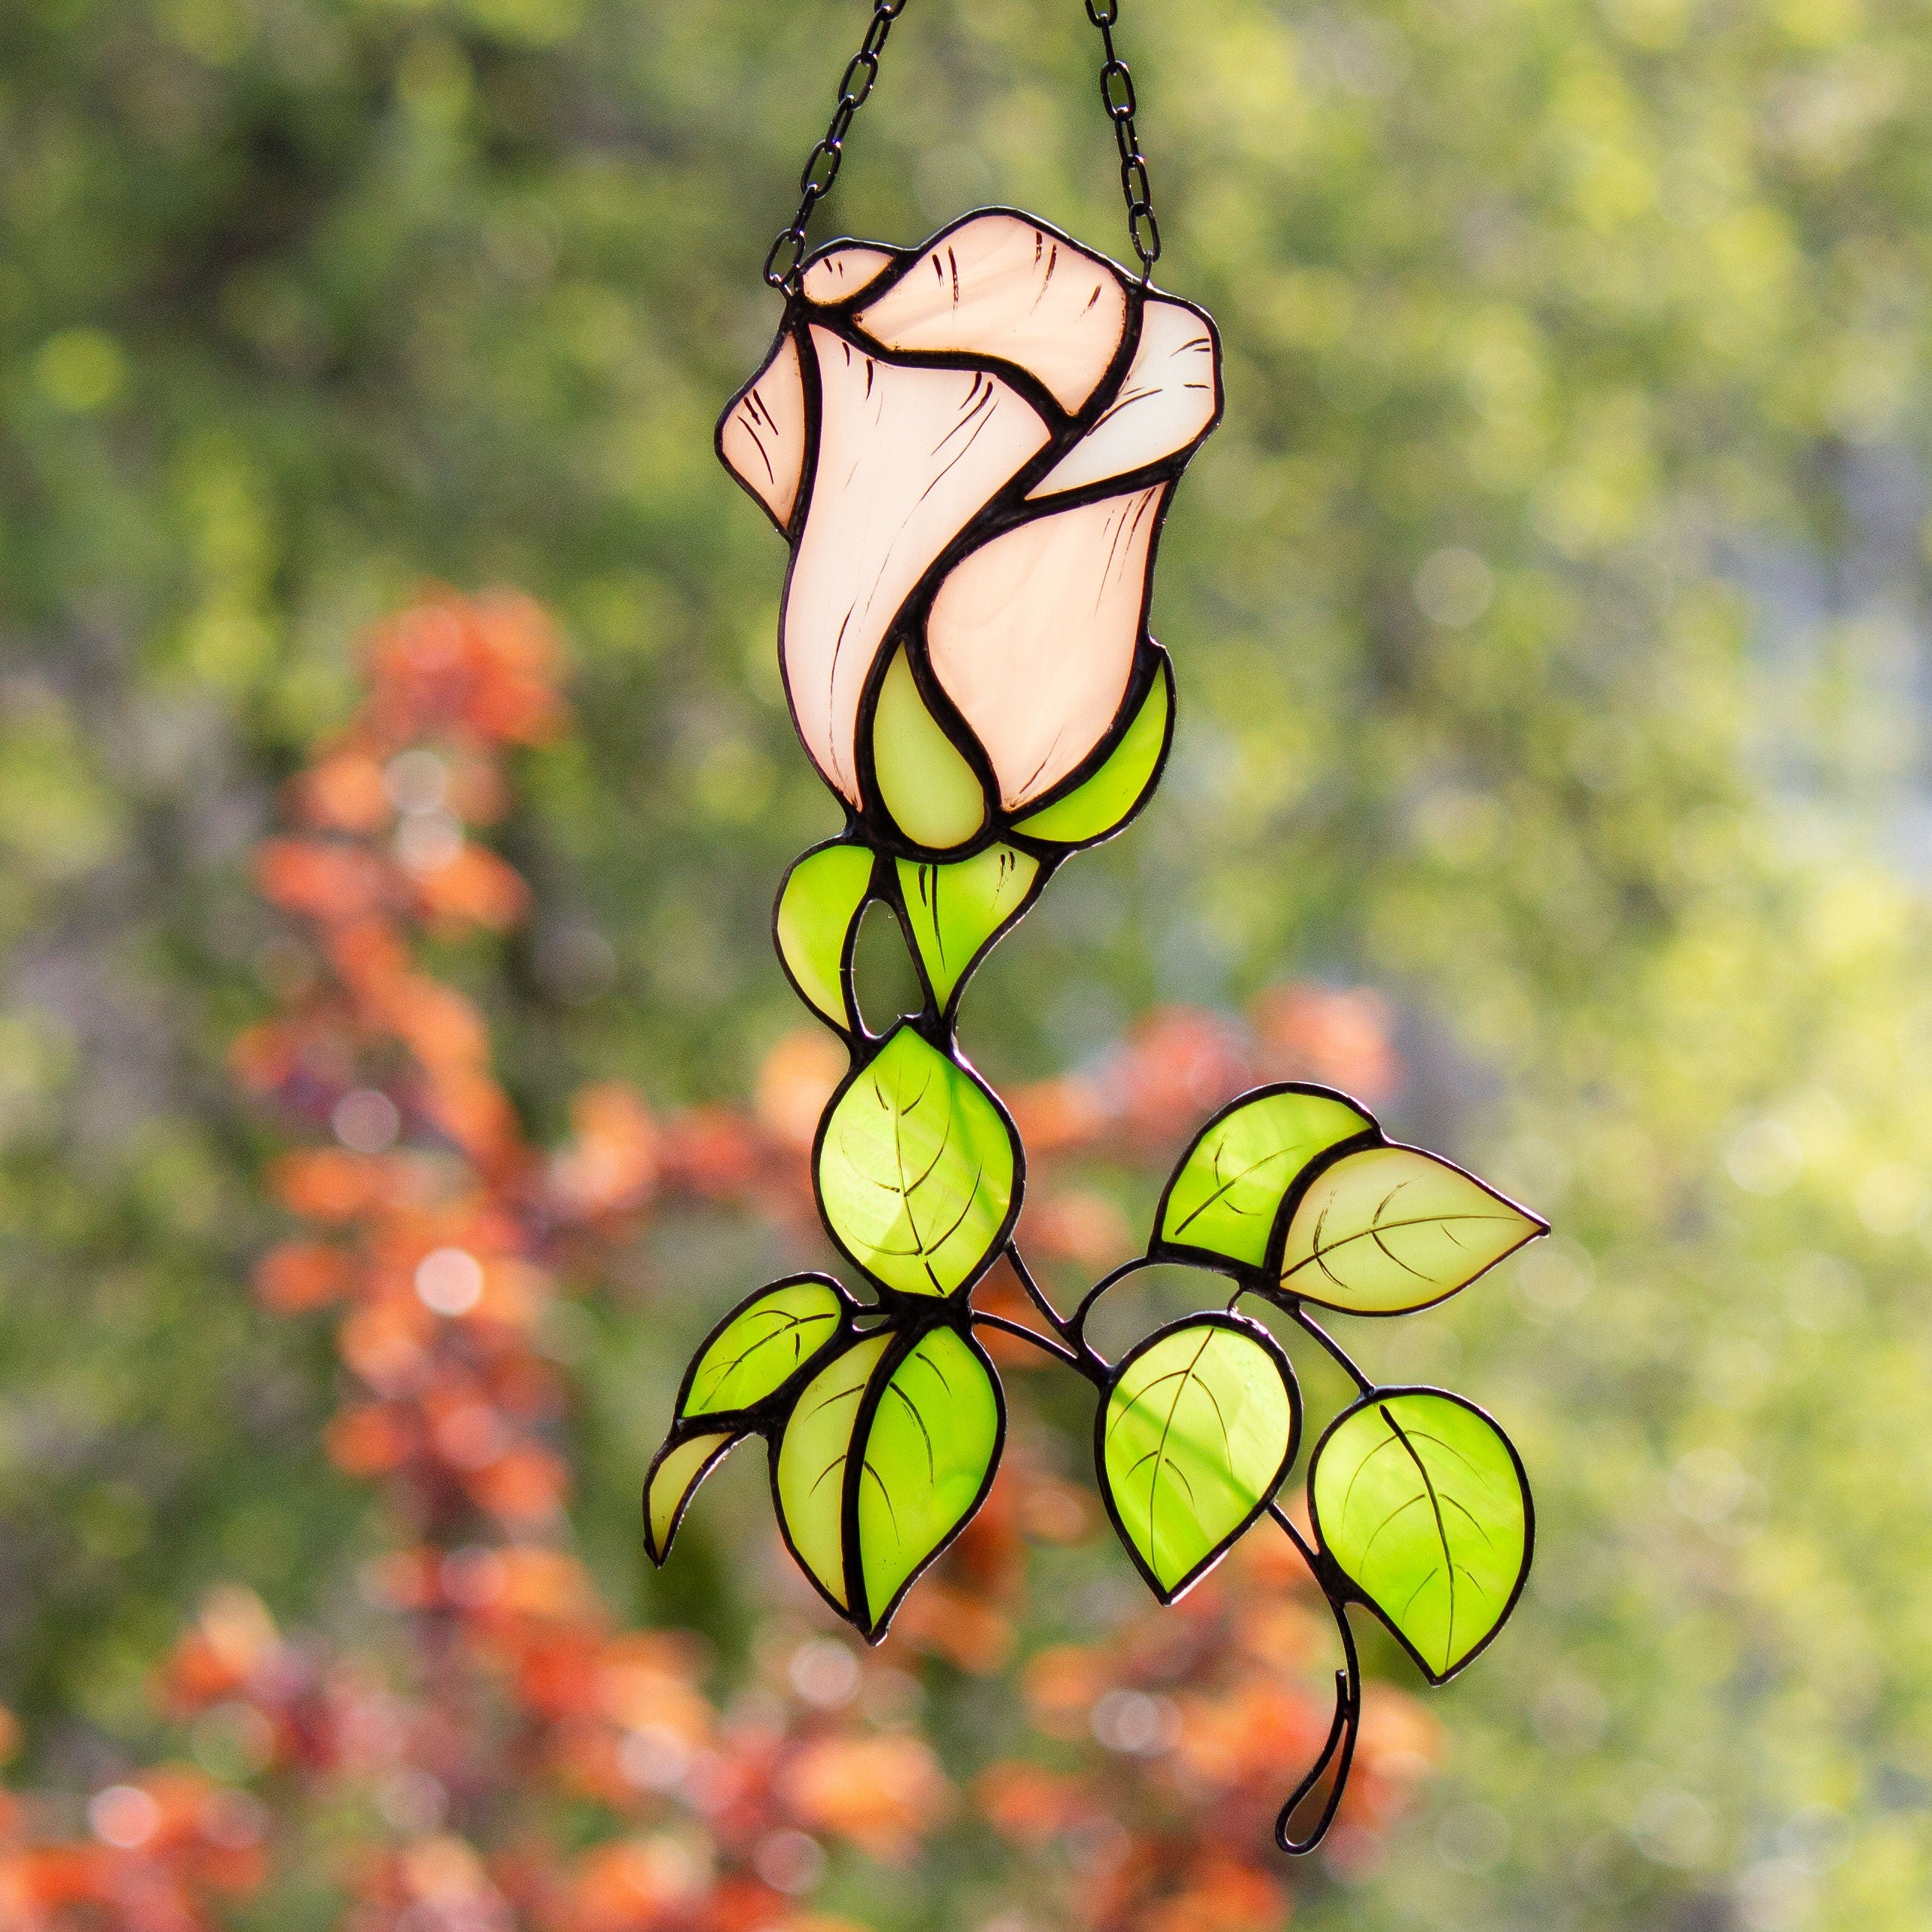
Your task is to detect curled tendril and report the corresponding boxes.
[1268,1501,1362,1854]
[1275,1664,1360,1854]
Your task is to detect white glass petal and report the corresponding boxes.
[802,246,897,305]
[856,213,1127,414]
[718,333,807,527]
[782,327,1048,803]
[1028,298,1220,498]
[926,485,1166,810]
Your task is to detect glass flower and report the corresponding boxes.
[719,210,1223,855]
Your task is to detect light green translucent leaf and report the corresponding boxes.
[643,1429,738,1563]
[1015,657,1171,844]
[896,844,1039,1011]
[776,843,873,1027]
[1278,1145,1545,1313]
[1158,1088,1375,1269]
[873,648,984,851]
[1310,1391,1530,1683]
[817,1024,1017,1297]
[774,1335,890,1611]
[856,1326,1001,1630]
[1099,1318,1297,1600]
[683,1278,845,1417]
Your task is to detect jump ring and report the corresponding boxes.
[764,227,807,290]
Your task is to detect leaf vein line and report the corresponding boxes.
[1282,1209,1524,1287]
[1171,1143,1305,1237]
[1143,1330,1217,1559]
[885,1378,936,1483]
[1382,1405,1457,1661]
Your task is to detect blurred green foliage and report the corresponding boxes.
[4,0,1932,1924]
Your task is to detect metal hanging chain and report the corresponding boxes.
[764,0,909,292]
[1084,0,1160,280]
[764,0,1162,295]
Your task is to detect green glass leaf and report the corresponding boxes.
[816,1023,1018,1297]
[873,648,985,851]
[643,1428,739,1564]
[1309,1390,1531,1684]
[1278,1145,1546,1313]
[771,1324,1003,1636]
[681,1276,847,1418]
[856,1325,1002,1631]
[896,844,1040,1012]
[776,842,874,1028]
[1098,1316,1299,1602]
[1015,654,1171,844]
[1157,1086,1375,1269]
[774,1334,891,1612]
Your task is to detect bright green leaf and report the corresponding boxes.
[1310,1391,1530,1683]
[896,844,1039,1011]
[771,1324,1003,1634]
[1015,654,1171,844]
[1278,1144,1545,1313]
[776,842,874,1028]
[856,1325,1001,1630]
[1157,1086,1374,1269]
[816,1024,1017,1297]
[873,648,985,851]
[774,1334,891,1612]
[682,1277,846,1417]
[1099,1317,1298,1601]
[643,1428,739,1563]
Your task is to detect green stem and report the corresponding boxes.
[969,1309,1090,1376]
[1239,1287,1374,1396]
[1003,1241,1074,1341]
[1267,1500,1361,1854]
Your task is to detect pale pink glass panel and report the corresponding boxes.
[718,333,807,526]
[802,246,897,305]
[856,214,1127,414]
[926,484,1166,810]
[782,326,1048,803]
[1028,299,1220,498]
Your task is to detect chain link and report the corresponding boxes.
[764,0,1160,294]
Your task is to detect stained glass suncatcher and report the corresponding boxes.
[647,1,1548,1857]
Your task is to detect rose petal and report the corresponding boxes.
[718,333,807,528]
[802,246,897,305]
[783,326,1048,802]
[856,213,1128,414]
[926,485,1166,810]
[1027,298,1220,498]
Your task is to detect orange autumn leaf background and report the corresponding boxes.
[0,595,1433,1932]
